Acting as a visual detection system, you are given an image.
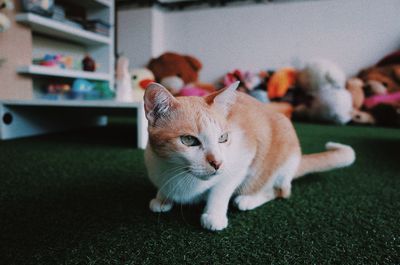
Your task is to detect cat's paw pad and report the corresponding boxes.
[149,198,173,213]
[200,213,228,231]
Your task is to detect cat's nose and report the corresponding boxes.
[208,159,222,170]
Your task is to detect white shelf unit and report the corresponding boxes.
[17,65,111,81]
[16,13,111,46]
[0,1,149,148]
[16,0,115,99]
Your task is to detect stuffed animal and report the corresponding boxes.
[147,52,215,96]
[0,0,13,33]
[345,77,375,125]
[267,67,297,99]
[131,68,154,101]
[116,56,133,102]
[222,69,269,102]
[0,12,10,32]
[295,59,353,125]
[358,65,400,94]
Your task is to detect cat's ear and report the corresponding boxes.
[144,83,178,125]
[205,81,239,116]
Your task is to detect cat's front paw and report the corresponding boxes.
[149,198,173,213]
[201,213,228,231]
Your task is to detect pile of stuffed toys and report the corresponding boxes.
[116,50,400,127]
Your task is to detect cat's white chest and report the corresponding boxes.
[144,126,253,204]
[145,146,217,203]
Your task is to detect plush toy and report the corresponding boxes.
[358,65,400,94]
[0,0,13,33]
[147,52,215,96]
[116,56,133,102]
[345,77,375,125]
[222,69,269,102]
[363,91,400,109]
[295,59,353,125]
[131,68,154,101]
[0,12,10,32]
[267,67,297,99]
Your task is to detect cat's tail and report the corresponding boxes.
[294,142,355,179]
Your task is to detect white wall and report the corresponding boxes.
[117,8,153,68]
[118,0,400,83]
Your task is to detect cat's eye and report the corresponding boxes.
[180,135,201,146]
[219,133,229,143]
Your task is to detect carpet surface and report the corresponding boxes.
[0,121,399,264]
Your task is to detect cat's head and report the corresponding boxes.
[144,82,239,180]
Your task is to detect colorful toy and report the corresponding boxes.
[131,68,154,101]
[93,82,114,99]
[267,67,297,99]
[363,91,400,109]
[147,52,215,96]
[47,83,70,94]
[72,78,94,92]
[223,69,263,92]
[34,54,75,70]
[295,59,353,125]
[222,69,269,102]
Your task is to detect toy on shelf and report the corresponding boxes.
[21,0,54,17]
[82,54,96,72]
[147,52,215,96]
[116,56,133,102]
[70,78,95,99]
[295,59,353,125]
[131,68,154,101]
[0,0,13,32]
[47,83,70,94]
[33,54,74,69]
[93,81,114,99]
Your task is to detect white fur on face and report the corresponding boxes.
[175,114,227,180]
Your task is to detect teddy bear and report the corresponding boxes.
[147,52,215,96]
[345,76,400,127]
[358,65,400,95]
[294,59,353,125]
[115,56,155,102]
[345,77,375,124]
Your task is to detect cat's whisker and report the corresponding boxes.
[162,171,192,206]
[157,165,189,180]
[158,169,190,196]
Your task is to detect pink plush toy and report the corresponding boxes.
[364,91,400,109]
[179,85,209,97]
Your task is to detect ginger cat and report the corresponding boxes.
[144,82,355,231]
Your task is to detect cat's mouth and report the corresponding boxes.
[189,169,220,180]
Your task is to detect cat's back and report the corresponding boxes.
[229,92,299,154]
[229,92,293,131]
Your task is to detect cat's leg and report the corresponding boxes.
[234,189,276,211]
[201,173,246,231]
[149,191,174,213]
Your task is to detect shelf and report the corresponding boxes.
[16,13,111,46]
[0,99,142,109]
[94,0,112,7]
[17,65,111,81]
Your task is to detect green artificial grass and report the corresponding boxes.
[0,121,399,264]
